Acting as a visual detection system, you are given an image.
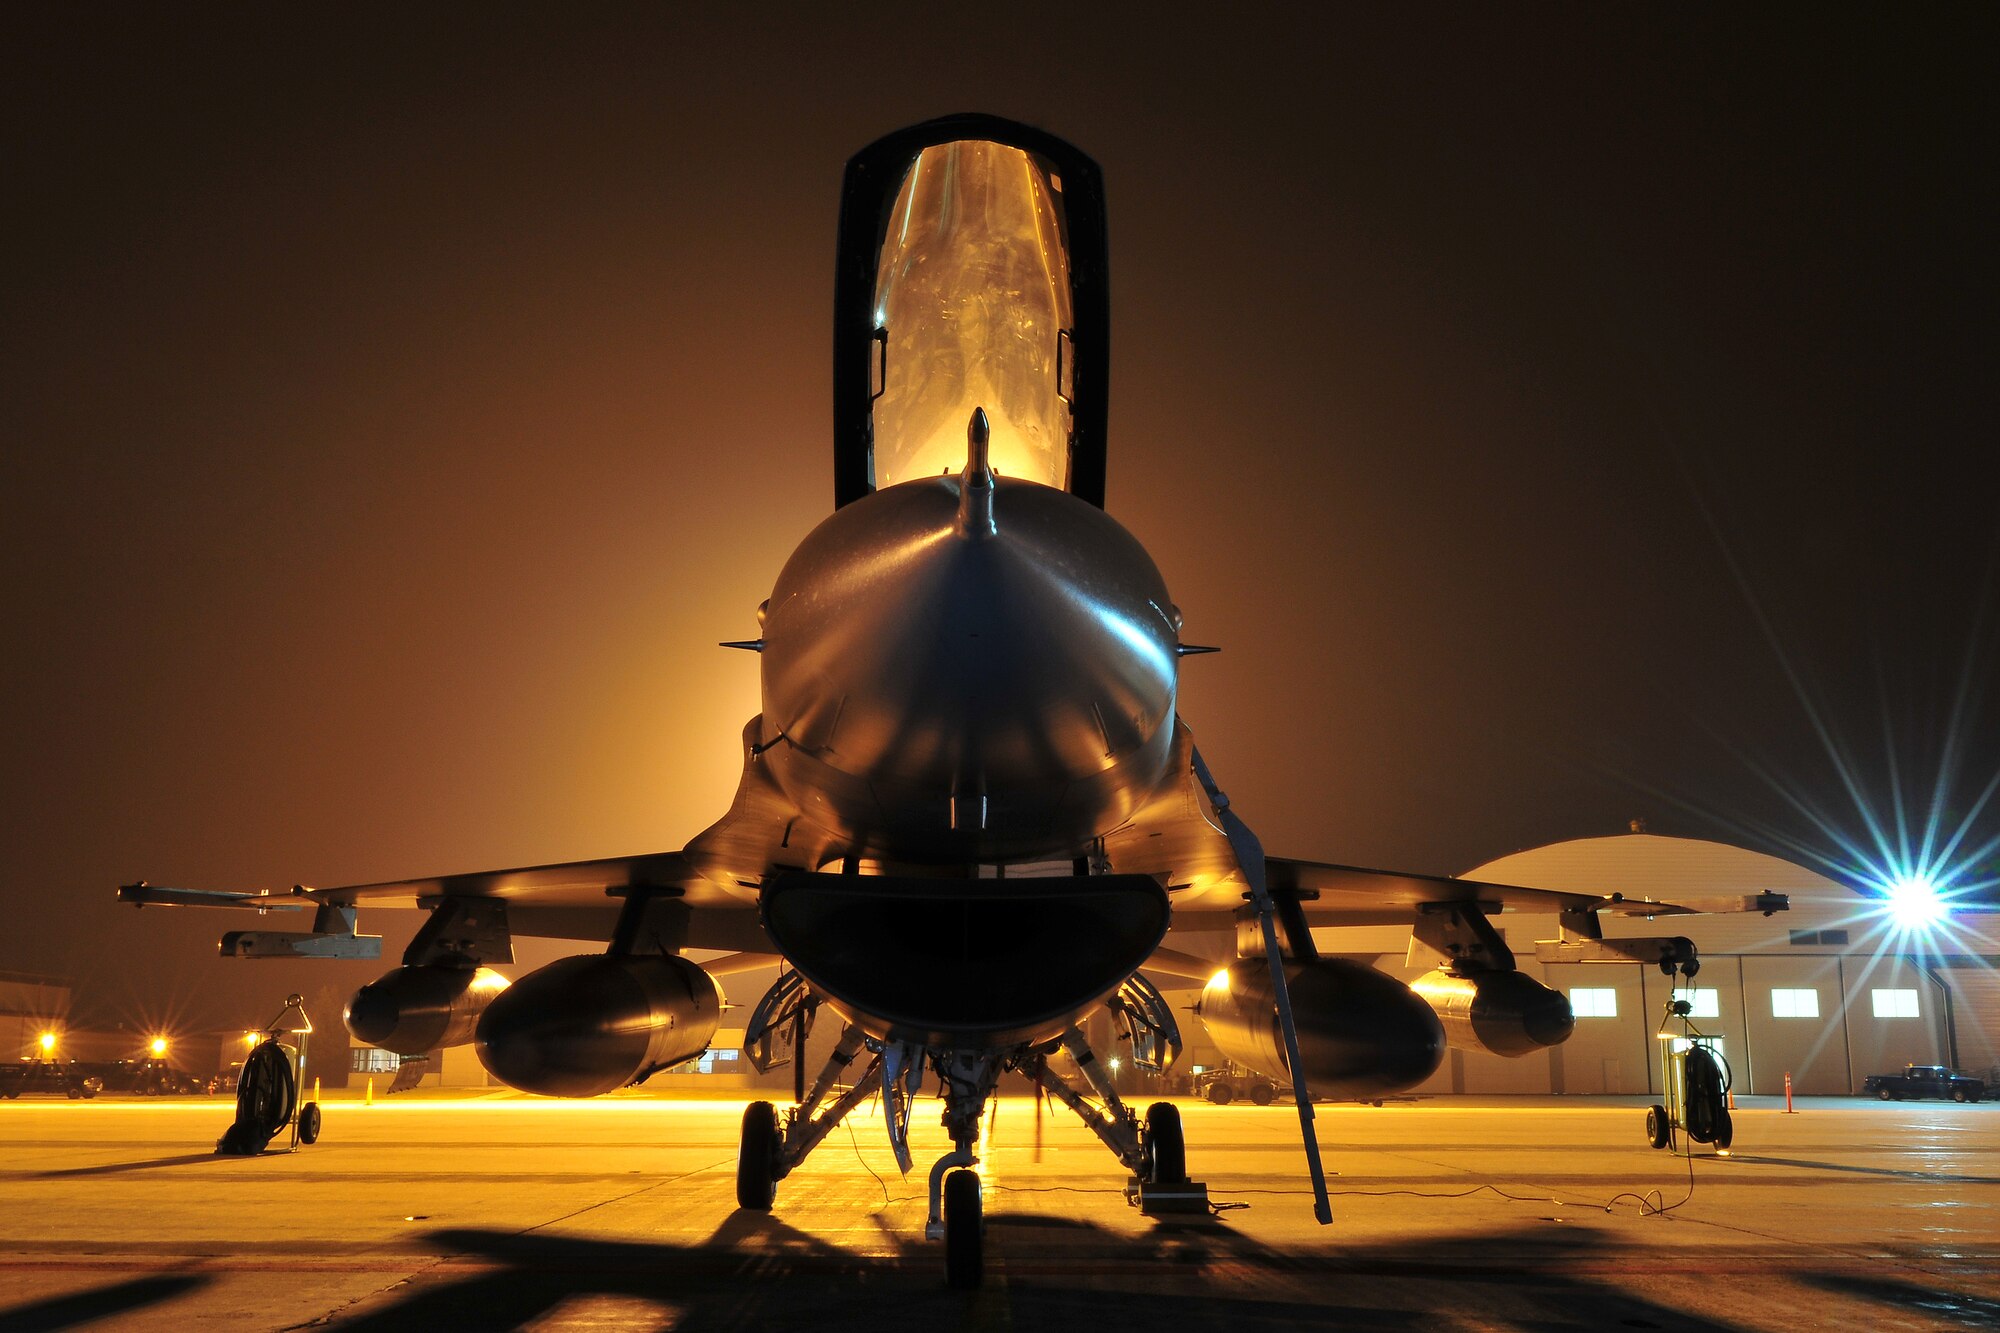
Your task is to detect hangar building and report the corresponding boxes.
[1311,831,1999,1098]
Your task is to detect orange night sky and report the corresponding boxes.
[3,7,1993,1033]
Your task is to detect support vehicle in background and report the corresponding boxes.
[1193,1063,1281,1106]
[1862,1064,1986,1102]
[83,1059,207,1096]
[0,1061,103,1099]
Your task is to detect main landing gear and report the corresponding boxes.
[732,1020,1205,1290]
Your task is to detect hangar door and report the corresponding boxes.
[1944,960,2000,1078]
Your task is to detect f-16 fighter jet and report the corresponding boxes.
[122,114,1784,1289]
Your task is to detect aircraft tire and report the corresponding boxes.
[1143,1102,1186,1184]
[943,1168,982,1290]
[298,1101,322,1145]
[736,1101,779,1210]
[1248,1082,1275,1107]
[1646,1104,1670,1150]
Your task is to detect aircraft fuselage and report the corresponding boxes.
[759,465,1182,864]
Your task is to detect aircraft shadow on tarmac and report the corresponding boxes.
[0,1273,211,1333]
[5,1201,1997,1331]
[0,1206,1909,1332]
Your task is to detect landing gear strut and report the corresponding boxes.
[728,1014,1206,1289]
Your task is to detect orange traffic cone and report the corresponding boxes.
[365,1077,374,1106]
[312,1076,321,1103]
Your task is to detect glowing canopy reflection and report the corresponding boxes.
[870,140,1074,490]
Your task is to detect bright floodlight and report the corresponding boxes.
[38,1031,56,1054]
[149,1037,169,1057]
[1886,873,1947,929]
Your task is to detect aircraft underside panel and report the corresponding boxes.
[760,871,1169,1047]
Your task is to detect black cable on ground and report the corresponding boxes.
[846,1112,892,1206]
[216,1040,295,1155]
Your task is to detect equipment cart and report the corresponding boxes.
[1645,996,1733,1152]
[217,993,323,1155]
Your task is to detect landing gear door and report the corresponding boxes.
[833,115,1110,509]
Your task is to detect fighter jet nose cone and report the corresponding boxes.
[343,985,396,1045]
[969,405,990,445]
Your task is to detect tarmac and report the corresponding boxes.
[2,1092,1997,1330]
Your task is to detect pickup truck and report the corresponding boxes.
[1862,1064,1986,1102]
[0,1060,104,1099]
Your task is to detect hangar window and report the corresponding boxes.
[1569,988,1618,1018]
[1770,988,1820,1018]
[690,1047,741,1074]
[1671,987,1719,1018]
[1871,988,1920,1019]
[351,1049,400,1073]
[1668,1035,1724,1062]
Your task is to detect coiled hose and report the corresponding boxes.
[1680,1045,1731,1144]
[216,1040,296,1155]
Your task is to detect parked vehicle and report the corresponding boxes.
[1190,1063,1393,1107]
[1862,1064,1986,1102]
[0,1060,104,1099]
[81,1059,207,1096]
[1193,1064,1279,1105]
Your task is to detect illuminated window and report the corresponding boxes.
[1672,987,1719,1018]
[1569,988,1619,1018]
[1669,1035,1725,1061]
[1770,988,1820,1018]
[690,1048,743,1074]
[351,1049,401,1073]
[1871,988,1920,1019]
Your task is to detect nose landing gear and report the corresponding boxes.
[730,1017,1206,1289]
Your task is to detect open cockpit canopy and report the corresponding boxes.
[834,115,1109,507]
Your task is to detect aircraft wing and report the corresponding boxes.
[118,849,770,952]
[119,850,748,911]
[1266,857,1788,924]
[1107,726,1788,924]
